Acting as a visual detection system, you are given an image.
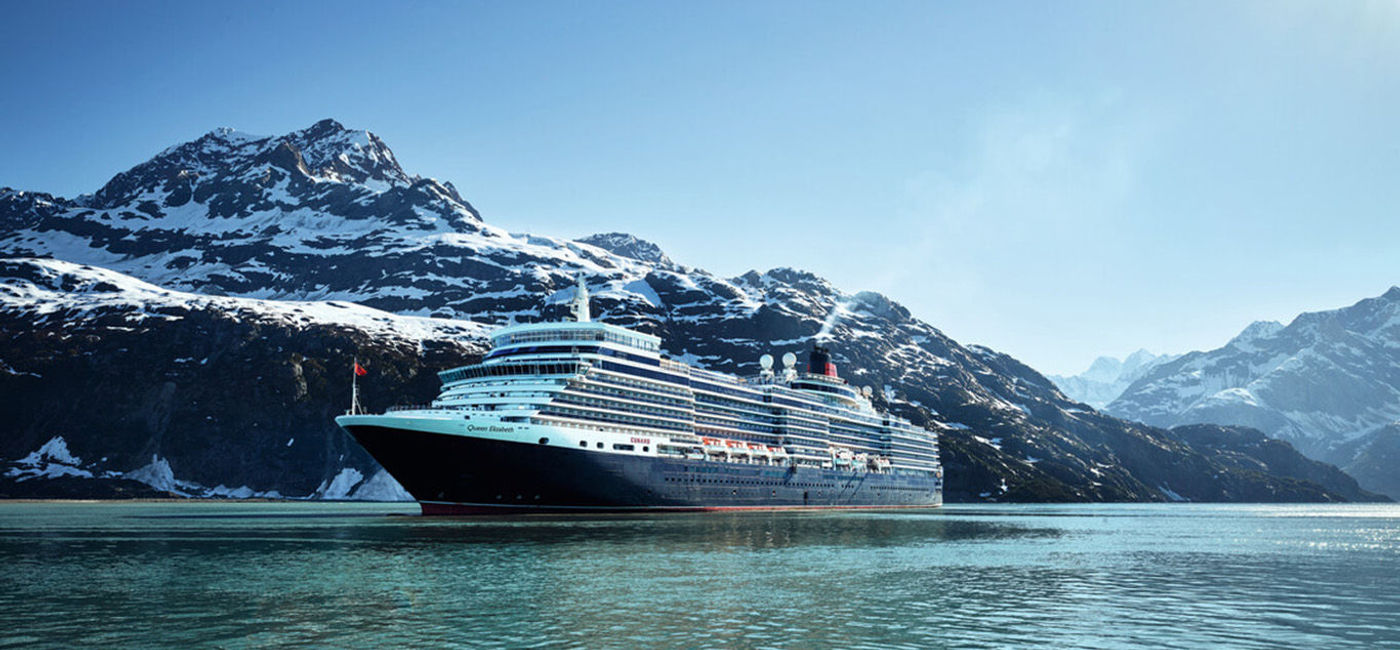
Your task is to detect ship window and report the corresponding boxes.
[539,437,549,445]
[642,446,649,452]
[597,442,604,448]
[613,443,635,451]
[579,441,587,447]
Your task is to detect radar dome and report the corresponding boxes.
[759,354,774,370]
[782,352,797,368]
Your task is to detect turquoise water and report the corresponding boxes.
[1,503,1398,648]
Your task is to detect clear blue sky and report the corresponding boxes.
[3,1,1397,375]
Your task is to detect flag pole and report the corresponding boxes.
[351,356,359,415]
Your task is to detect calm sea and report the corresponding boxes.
[1,502,1397,648]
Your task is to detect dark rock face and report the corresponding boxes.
[1172,425,1384,503]
[0,259,482,499]
[1106,291,1400,498]
[0,120,1379,503]
[1328,424,1400,500]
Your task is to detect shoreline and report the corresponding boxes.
[0,497,1392,506]
[0,498,413,504]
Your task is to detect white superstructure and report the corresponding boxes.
[358,278,941,477]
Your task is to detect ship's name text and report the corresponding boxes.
[466,425,516,434]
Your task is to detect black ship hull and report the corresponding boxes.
[343,425,943,514]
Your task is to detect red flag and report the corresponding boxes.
[354,362,367,377]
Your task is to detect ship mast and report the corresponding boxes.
[570,276,591,322]
[350,357,363,415]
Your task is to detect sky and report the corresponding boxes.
[2,1,1398,375]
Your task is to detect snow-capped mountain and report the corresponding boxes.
[0,119,1381,503]
[0,257,483,500]
[1049,349,1177,409]
[1106,289,1400,497]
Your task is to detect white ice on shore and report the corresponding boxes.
[5,436,94,481]
[19,436,81,466]
[348,469,414,502]
[126,455,190,496]
[5,436,399,502]
[313,467,365,500]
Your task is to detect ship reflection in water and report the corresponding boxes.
[3,502,1399,647]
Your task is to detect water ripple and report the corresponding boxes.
[1,502,1398,647]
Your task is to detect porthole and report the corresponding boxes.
[580,441,588,447]
[539,437,549,445]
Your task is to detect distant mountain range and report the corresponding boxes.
[1049,350,1178,409]
[1104,290,1400,499]
[1,119,1382,503]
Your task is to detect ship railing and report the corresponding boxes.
[659,358,692,373]
[385,404,441,413]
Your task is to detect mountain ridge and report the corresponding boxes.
[1049,349,1177,409]
[1,119,1382,503]
[1107,288,1400,498]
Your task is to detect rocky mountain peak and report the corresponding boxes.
[84,126,266,208]
[282,118,411,188]
[1227,320,1285,348]
[848,291,912,323]
[1123,349,1159,367]
[1082,356,1125,383]
[298,117,347,137]
[576,233,674,267]
[1051,349,1177,409]
[748,267,834,294]
[83,119,419,210]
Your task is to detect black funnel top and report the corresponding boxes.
[808,345,837,377]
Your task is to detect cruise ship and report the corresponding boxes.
[335,278,943,514]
